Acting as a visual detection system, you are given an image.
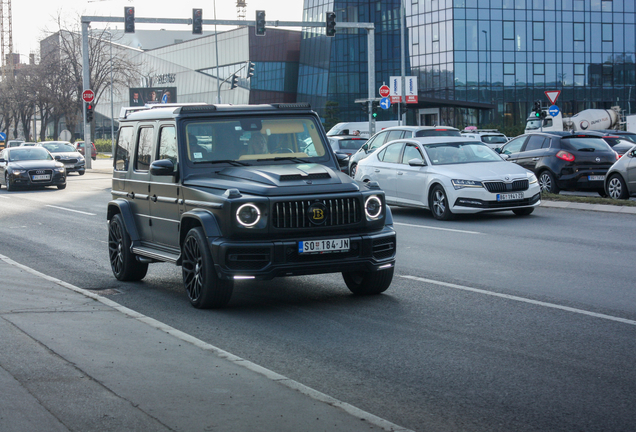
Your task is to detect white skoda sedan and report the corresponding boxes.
[354,137,541,220]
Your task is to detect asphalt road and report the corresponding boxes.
[0,166,635,432]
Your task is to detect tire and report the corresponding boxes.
[108,213,148,281]
[5,174,14,191]
[78,170,85,176]
[538,170,560,194]
[513,207,534,216]
[343,267,394,295]
[429,185,454,221]
[606,174,628,200]
[182,227,233,309]
[57,184,67,190]
[350,163,358,178]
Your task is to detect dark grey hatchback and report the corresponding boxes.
[499,132,619,196]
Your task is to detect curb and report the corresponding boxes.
[540,200,636,214]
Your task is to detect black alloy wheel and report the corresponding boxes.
[538,170,560,194]
[342,267,394,295]
[5,173,14,191]
[607,174,628,199]
[349,163,357,178]
[108,213,148,281]
[429,185,453,221]
[182,227,233,309]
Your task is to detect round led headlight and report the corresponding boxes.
[365,196,382,220]
[236,203,261,227]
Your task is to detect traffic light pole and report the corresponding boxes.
[81,21,92,170]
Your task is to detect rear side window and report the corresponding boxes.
[135,127,154,171]
[115,126,134,171]
[386,130,405,142]
[561,137,611,151]
[415,129,461,137]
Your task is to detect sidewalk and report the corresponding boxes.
[0,254,411,432]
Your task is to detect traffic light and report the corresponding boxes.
[361,102,368,114]
[371,100,379,118]
[85,102,94,123]
[247,62,255,79]
[255,10,266,36]
[326,11,336,37]
[534,101,541,117]
[230,73,239,90]
[124,7,135,34]
[192,9,203,35]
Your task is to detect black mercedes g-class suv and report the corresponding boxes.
[107,103,396,308]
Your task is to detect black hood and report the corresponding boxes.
[10,160,61,170]
[184,163,361,196]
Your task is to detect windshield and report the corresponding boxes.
[423,142,503,165]
[42,142,76,153]
[184,117,328,165]
[525,119,542,131]
[481,135,508,144]
[415,129,461,137]
[9,148,52,161]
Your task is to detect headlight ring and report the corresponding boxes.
[236,203,261,227]
[365,195,383,220]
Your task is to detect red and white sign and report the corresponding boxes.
[389,76,419,104]
[379,85,391,98]
[545,90,561,105]
[82,89,95,103]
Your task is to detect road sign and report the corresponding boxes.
[0,132,5,141]
[380,97,391,110]
[82,89,95,103]
[545,90,561,105]
[548,105,560,117]
[379,85,390,98]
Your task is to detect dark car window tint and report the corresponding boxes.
[402,144,422,164]
[415,129,461,137]
[380,143,404,163]
[561,137,611,151]
[502,136,527,154]
[135,127,154,171]
[115,126,134,171]
[524,135,546,151]
[542,138,551,148]
[157,126,177,167]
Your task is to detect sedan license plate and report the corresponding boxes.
[497,192,524,201]
[299,238,349,254]
[588,175,605,181]
[32,174,51,181]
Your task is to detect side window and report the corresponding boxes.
[379,143,404,163]
[369,132,388,151]
[157,126,177,167]
[135,127,153,172]
[115,126,134,171]
[386,130,404,142]
[502,136,527,155]
[542,138,552,148]
[524,135,546,151]
[401,144,423,164]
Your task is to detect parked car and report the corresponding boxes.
[605,143,636,199]
[0,147,67,191]
[75,141,97,160]
[576,131,635,156]
[354,137,541,220]
[6,140,24,148]
[19,142,38,147]
[497,132,618,196]
[328,135,368,175]
[348,125,461,178]
[594,130,636,143]
[37,141,86,175]
[461,129,509,150]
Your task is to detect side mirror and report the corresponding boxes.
[54,155,61,160]
[500,153,510,160]
[361,143,369,152]
[494,147,502,154]
[150,159,177,176]
[408,158,426,167]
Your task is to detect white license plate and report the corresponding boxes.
[32,174,51,181]
[497,192,524,201]
[588,175,605,181]
[298,238,350,254]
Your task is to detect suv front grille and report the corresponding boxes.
[483,179,529,193]
[273,197,362,229]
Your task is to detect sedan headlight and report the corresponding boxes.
[451,179,483,190]
[236,203,261,227]
[11,169,26,175]
[364,195,383,220]
[54,166,65,173]
[529,173,538,184]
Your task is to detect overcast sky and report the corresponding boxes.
[12,0,304,61]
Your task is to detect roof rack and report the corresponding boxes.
[119,103,207,119]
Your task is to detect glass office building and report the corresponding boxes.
[299,0,636,130]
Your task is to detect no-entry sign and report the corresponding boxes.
[82,89,95,103]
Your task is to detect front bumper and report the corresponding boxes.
[9,170,66,188]
[210,225,397,280]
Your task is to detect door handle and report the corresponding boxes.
[397,171,404,175]
[374,169,380,173]
[151,195,157,202]
[532,157,539,161]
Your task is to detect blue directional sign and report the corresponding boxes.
[0,132,5,141]
[380,97,391,110]
[548,105,560,117]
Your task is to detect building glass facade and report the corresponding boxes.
[300,0,636,131]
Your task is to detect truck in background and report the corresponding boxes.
[627,114,636,132]
[327,121,399,138]
[525,106,622,134]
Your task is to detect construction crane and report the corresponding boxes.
[0,0,14,80]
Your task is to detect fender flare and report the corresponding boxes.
[107,199,141,243]
[179,209,222,246]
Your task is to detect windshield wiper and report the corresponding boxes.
[256,156,311,163]
[577,148,596,152]
[194,159,250,166]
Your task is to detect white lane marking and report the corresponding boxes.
[0,195,9,199]
[45,205,96,216]
[401,275,636,326]
[0,253,413,432]
[394,222,482,235]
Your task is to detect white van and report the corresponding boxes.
[327,121,400,138]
